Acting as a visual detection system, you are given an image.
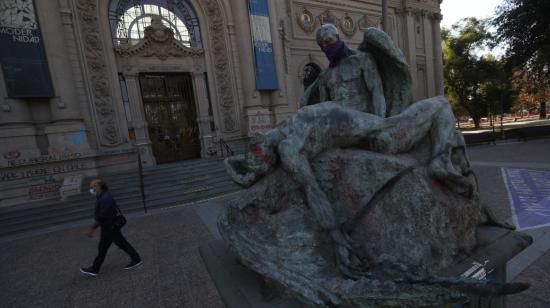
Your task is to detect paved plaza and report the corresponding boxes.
[1,138,549,308]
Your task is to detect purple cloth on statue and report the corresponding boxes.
[321,40,351,67]
[502,168,550,230]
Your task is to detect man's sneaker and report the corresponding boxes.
[80,266,98,277]
[124,259,142,270]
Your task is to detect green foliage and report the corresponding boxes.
[442,18,515,128]
[494,0,550,118]
[494,0,550,70]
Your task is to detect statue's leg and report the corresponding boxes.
[368,96,476,196]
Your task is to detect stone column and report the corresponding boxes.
[35,0,81,122]
[423,12,436,97]
[0,72,40,162]
[432,13,445,96]
[403,9,418,100]
[124,73,156,167]
[267,0,286,107]
[229,0,261,108]
[192,72,216,157]
[34,0,92,155]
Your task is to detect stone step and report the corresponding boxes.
[0,157,238,239]
[0,186,143,222]
[142,164,226,183]
[143,170,231,194]
[145,184,241,209]
[0,192,143,224]
[0,202,145,239]
[0,196,144,230]
[141,157,224,174]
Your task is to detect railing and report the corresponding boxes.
[137,150,147,213]
[217,138,235,157]
[206,138,235,158]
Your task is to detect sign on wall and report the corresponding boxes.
[502,168,550,230]
[247,109,273,137]
[248,0,278,90]
[0,0,54,97]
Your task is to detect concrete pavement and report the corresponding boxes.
[468,138,550,307]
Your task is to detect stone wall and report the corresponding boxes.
[0,0,444,207]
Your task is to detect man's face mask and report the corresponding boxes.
[89,188,96,196]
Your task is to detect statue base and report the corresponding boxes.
[201,225,531,308]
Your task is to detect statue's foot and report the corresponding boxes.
[428,154,476,197]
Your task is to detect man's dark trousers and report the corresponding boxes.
[92,226,140,272]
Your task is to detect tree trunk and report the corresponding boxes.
[540,100,547,119]
[473,116,481,128]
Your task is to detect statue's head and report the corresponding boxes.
[316,24,340,47]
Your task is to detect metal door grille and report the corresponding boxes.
[140,73,201,163]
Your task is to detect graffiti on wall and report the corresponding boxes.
[0,161,88,182]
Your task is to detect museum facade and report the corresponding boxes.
[0,0,444,206]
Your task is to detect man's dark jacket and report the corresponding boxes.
[94,191,118,226]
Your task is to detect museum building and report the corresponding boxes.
[0,0,444,206]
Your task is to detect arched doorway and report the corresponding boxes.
[303,63,322,90]
[109,0,206,164]
[139,73,201,163]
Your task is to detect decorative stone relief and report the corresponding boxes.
[296,7,316,33]
[340,14,356,37]
[75,0,121,146]
[114,16,204,61]
[203,0,238,132]
[318,9,339,27]
[358,14,381,29]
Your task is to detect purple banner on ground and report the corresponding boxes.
[502,168,550,230]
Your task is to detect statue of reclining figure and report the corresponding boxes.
[225,25,497,277]
[226,96,475,273]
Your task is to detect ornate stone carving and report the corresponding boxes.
[203,0,238,132]
[295,7,316,33]
[340,14,357,37]
[318,9,339,27]
[358,14,381,29]
[75,0,121,146]
[114,16,204,60]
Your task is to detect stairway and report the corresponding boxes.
[141,157,242,209]
[0,157,242,240]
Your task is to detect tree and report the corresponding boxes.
[494,0,550,118]
[442,18,514,128]
[511,65,550,117]
[494,0,550,69]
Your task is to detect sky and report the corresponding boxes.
[440,0,504,29]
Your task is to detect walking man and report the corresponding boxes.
[80,179,142,276]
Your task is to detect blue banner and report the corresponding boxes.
[248,0,278,90]
[0,0,54,98]
[502,168,550,230]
